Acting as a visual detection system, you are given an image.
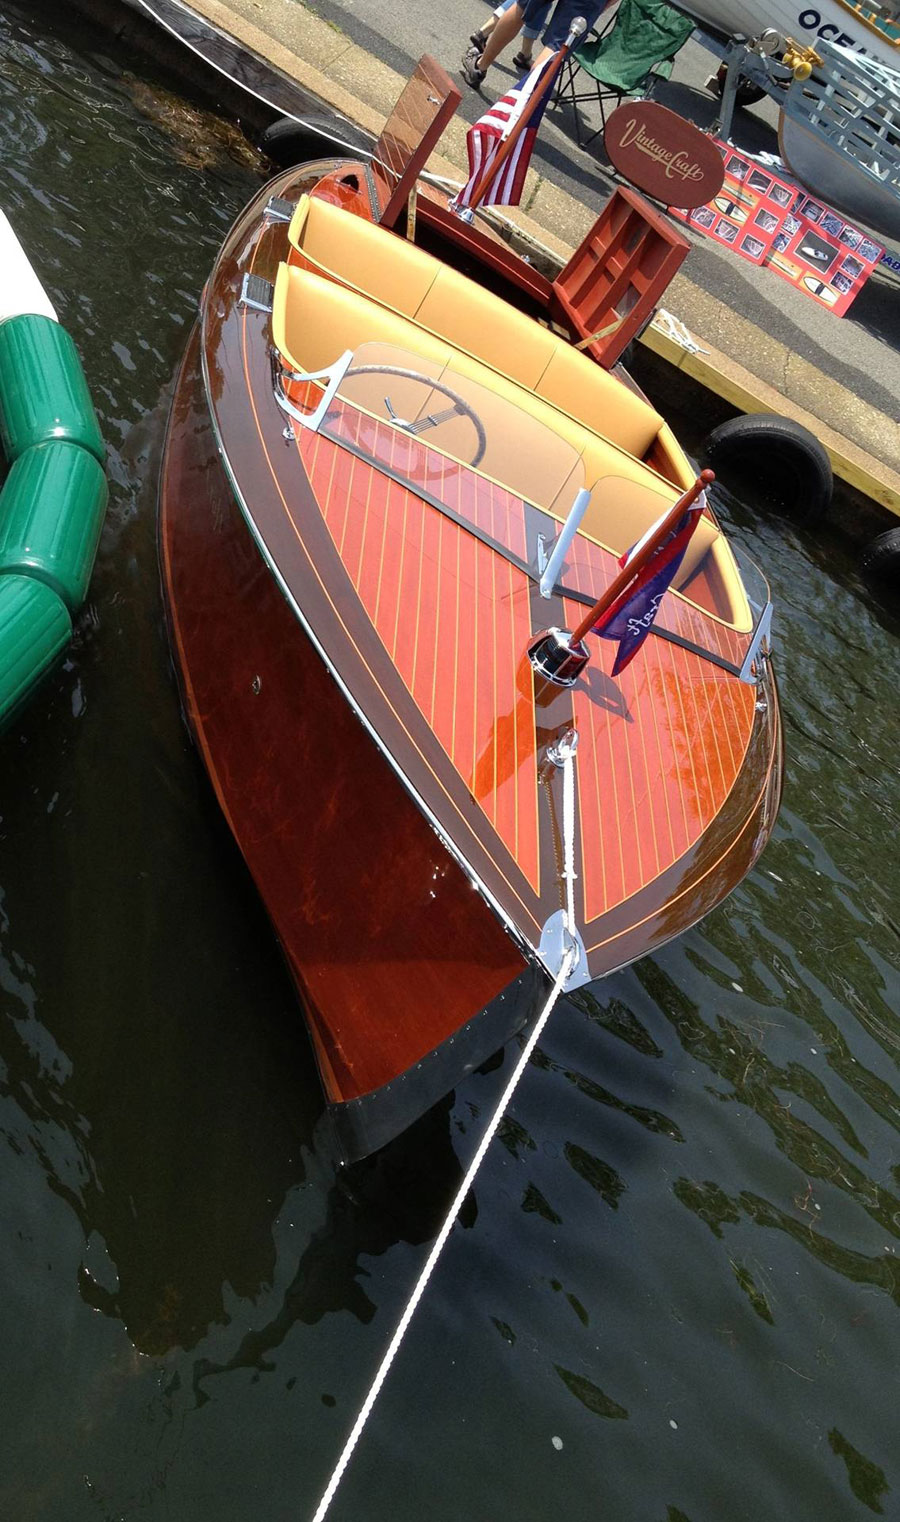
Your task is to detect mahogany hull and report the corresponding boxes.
[159,165,783,1158]
[160,329,539,1158]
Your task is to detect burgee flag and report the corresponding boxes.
[592,490,709,676]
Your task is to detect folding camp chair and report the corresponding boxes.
[554,0,695,149]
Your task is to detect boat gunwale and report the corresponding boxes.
[202,308,556,955]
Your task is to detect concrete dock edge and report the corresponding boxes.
[84,0,900,524]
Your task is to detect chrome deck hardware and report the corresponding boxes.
[264,195,296,223]
[528,627,590,687]
[239,273,275,313]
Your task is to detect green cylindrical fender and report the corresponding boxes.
[0,441,108,612]
[0,572,72,727]
[0,313,105,465]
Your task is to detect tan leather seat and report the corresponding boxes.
[275,266,653,497]
[287,195,665,460]
[415,266,558,393]
[272,264,746,623]
[534,348,655,460]
[275,262,452,373]
[288,193,440,317]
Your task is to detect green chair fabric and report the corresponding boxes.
[555,0,695,148]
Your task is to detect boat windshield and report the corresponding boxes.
[323,340,585,532]
[280,342,765,670]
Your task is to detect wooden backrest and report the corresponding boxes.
[372,55,461,229]
[551,187,689,368]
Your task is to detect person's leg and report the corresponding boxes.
[471,0,515,49]
[474,1,524,69]
[519,0,602,73]
[514,0,551,65]
[523,0,551,36]
[540,0,602,52]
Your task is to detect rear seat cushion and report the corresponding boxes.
[287,195,665,459]
[288,193,440,319]
[534,347,661,460]
[415,267,557,393]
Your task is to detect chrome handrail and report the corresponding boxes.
[272,348,355,433]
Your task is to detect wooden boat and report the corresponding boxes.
[159,76,782,1160]
[779,38,900,239]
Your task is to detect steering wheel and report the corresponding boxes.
[344,364,487,469]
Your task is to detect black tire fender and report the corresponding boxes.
[260,114,371,166]
[860,527,900,586]
[260,116,324,166]
[699,412,833,524]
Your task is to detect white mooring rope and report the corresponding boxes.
[561,736,577,935]
[310,739,580,1522]
[310,940,577,1522]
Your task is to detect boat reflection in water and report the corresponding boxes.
[159,72,782,1162]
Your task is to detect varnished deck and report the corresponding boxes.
[299,423,543,893]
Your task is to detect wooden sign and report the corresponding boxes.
[603,101,725,210]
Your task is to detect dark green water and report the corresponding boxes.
[1,5,899,1518]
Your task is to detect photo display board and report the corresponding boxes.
[669,143,799,265]
[765,196,885,316]
[668,143,885,314]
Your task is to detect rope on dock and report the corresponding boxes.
[309,942,577,1522]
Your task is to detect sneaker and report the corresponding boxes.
[470,28,488,47]
[512,50,534,71]
[460,44,486,88]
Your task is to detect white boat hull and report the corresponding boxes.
[676,0,900,71]
[779,113,900,238]
[0,209,57,326]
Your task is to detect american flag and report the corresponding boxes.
[457,55,557,209]
[592,490,709,676]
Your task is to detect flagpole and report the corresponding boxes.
[527,469,714,688]
[570,470,714,644]
[464,16,587,213]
